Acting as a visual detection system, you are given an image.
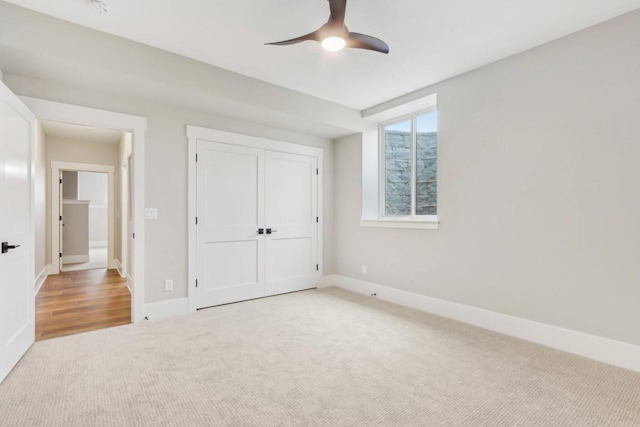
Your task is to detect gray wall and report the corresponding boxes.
[62,171,78,200]
[334,10,640,346]
[62,203,89,257]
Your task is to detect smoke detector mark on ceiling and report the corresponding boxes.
[89,0,109,14]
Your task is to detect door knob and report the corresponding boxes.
[257,228,265,235]
[1,242,21,254]
[266,229,278,234]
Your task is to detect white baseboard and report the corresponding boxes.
[320,275,640,373]
[47,264,56,275]
[89,241,108,248]
[114,260,125,278]
[62,254,90,264]
[34,266,49,295]
[144,298,189,322]
[126,275,132,294]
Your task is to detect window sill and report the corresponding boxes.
[360,218,439,230]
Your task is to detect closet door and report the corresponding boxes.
[264,151,318,296]
[196,141,265,308]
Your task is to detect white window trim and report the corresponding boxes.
[371,107,438,229]
[360,217,439,230]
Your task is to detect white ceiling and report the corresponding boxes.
[5,0,640,110]
[41,120,124,144]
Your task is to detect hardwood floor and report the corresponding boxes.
[36,269,131,341]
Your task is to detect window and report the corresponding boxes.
[381,109,438,219]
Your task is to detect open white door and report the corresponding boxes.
[0,82,35,383]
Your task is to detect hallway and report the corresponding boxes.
[36,269,131,341]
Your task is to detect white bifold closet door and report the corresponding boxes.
[196,142,265,308]
[264,151,317,297]
[196,141,318,309]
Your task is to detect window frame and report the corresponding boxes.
[378,107,439,224]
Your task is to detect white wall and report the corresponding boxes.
[78,171,108,246]
[334,10,640,346]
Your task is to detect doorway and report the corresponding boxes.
[23,97,146,325]
[50,160,117,275]
[60,170,110,272]
[35,120,131,340]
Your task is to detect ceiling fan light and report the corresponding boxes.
[321,37,346,52]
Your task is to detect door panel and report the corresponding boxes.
[196,141,264,308]
[268,157,312,224]
[270,237,313,279]
[0,83,35,383]
[203,150,259,227]
[204,241,258,289]
[265,152,318,296]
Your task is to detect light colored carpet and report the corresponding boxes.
[62,247,108,272]
[1,287,639,426]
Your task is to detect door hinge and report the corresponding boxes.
[196,153,198,162]
[60,215,62,221]
[195,217,198,225]
[196,279,198,288]
[59,178,62,184]
[59,252,62,258]
[133,233,135,239]
[316,264,319,271]
[316,168,319,175]
[316,216,319,223]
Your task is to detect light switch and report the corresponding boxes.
[145,208,158,220]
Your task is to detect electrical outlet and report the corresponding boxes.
[362,265,368,274]
[164,279,173,292]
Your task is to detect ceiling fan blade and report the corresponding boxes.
[347,32,390,54]
[328,0,347,25]
[266,31,319,46]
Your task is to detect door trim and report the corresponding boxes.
[186,126,324,313]
[50,162,115,274]
[22,97,147,324]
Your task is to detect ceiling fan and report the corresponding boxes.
[266,0,389,54]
